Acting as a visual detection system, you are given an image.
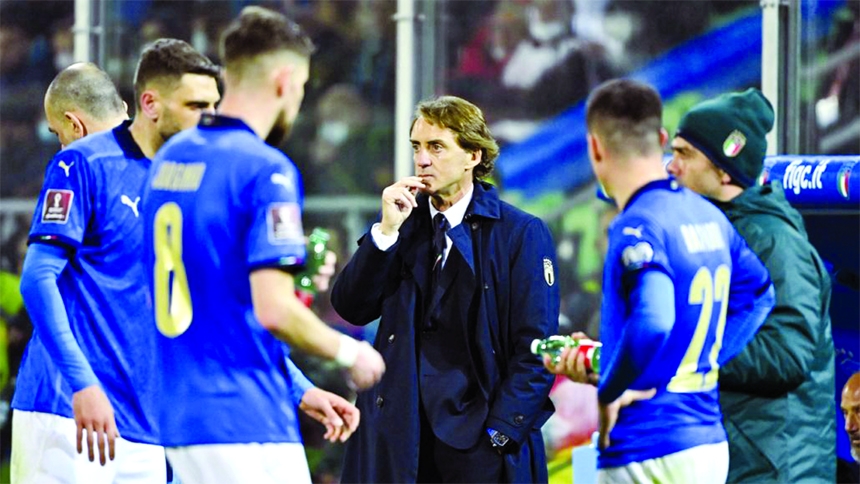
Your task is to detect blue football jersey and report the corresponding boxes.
[142,114,308,446]
[597,179,772,468]
[13,121,159,444]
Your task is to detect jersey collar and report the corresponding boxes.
[624,178,681,211]
[113,119,147,160]
[198,113,256,135]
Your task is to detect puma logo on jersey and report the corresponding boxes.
[58,160,74,177]
[121,195,140,217]
[622,225,643,238]
[271,173,292,190]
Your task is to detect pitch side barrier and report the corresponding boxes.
[760,155,859,208]
[759,155,859,467]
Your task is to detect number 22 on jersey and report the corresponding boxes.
[153,202,193,337]
[668,264,730,393]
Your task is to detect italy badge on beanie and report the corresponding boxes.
[676,88,775,188]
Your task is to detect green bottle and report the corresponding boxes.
[295,227,330,307]
[531,335,601,373]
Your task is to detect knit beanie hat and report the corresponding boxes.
[676,88,774,188]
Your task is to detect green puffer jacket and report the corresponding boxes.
[715,182,836,483]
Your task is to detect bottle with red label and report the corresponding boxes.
[295,227,330,307]
[531,335,601,373]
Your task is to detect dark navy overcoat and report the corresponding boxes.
[332,182,559,483]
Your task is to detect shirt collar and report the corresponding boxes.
[113,119,147,160]
[198,113,256,134]
[429,185,474,229]
[624,178,680,211]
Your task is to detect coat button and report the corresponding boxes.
[471,222,479,230]
[514,415,524,425]
[376,396,384,408]
[484,284,489,290]
[388,334,395,343]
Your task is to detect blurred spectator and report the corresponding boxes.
[351,0,397,108]
[501,0,576,92]
[604,0,710,71]
[286,84,393,196]
[449,2,529,110]
[50,17,75,72]
[0,106,58,198]
[814,1,859,154]
[296,0,362,107]
[452,0,615,124]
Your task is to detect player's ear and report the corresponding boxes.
[587,133,604,163]
[65,112,87,141]
[719,169,733,185]
[139,90,160,121]
[658,127,668,148]
[273,64,292,99]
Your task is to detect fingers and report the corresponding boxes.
[86,424,95,462]
[383,178,424,209]
[98,427,107,465]
[77,423,84,455]
[319,400,344,431]
[107,425,118,462]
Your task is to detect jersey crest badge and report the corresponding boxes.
[543,257,555,286]
[267,202,302,244]
[41,189,74,224]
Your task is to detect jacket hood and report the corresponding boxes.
[714,182,807,236]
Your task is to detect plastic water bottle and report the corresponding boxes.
[295,227,330,307]
[530,335,602,373]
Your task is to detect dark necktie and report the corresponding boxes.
[432,213,450,285]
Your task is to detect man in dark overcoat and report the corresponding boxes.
[332,95,559,483]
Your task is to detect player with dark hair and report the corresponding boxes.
[11,41,219,484]
[546,79,775,483]
[141,8,384,483]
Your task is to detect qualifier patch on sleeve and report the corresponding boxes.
[267,202,303,244]
[41,189,74,224]
[621,241,654,270]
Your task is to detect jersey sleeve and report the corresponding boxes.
[29,150,92,249]
[245,160,307,271]
[611,214,673,291]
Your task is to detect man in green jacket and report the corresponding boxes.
[667,88,836,483]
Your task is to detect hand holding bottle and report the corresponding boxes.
[536,332,600,385]
[295,228,331,307]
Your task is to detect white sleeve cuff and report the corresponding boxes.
[370,223,399,251]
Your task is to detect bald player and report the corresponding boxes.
[12,41,220,484]
[42,63,129,148]
[843,373,860,462]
